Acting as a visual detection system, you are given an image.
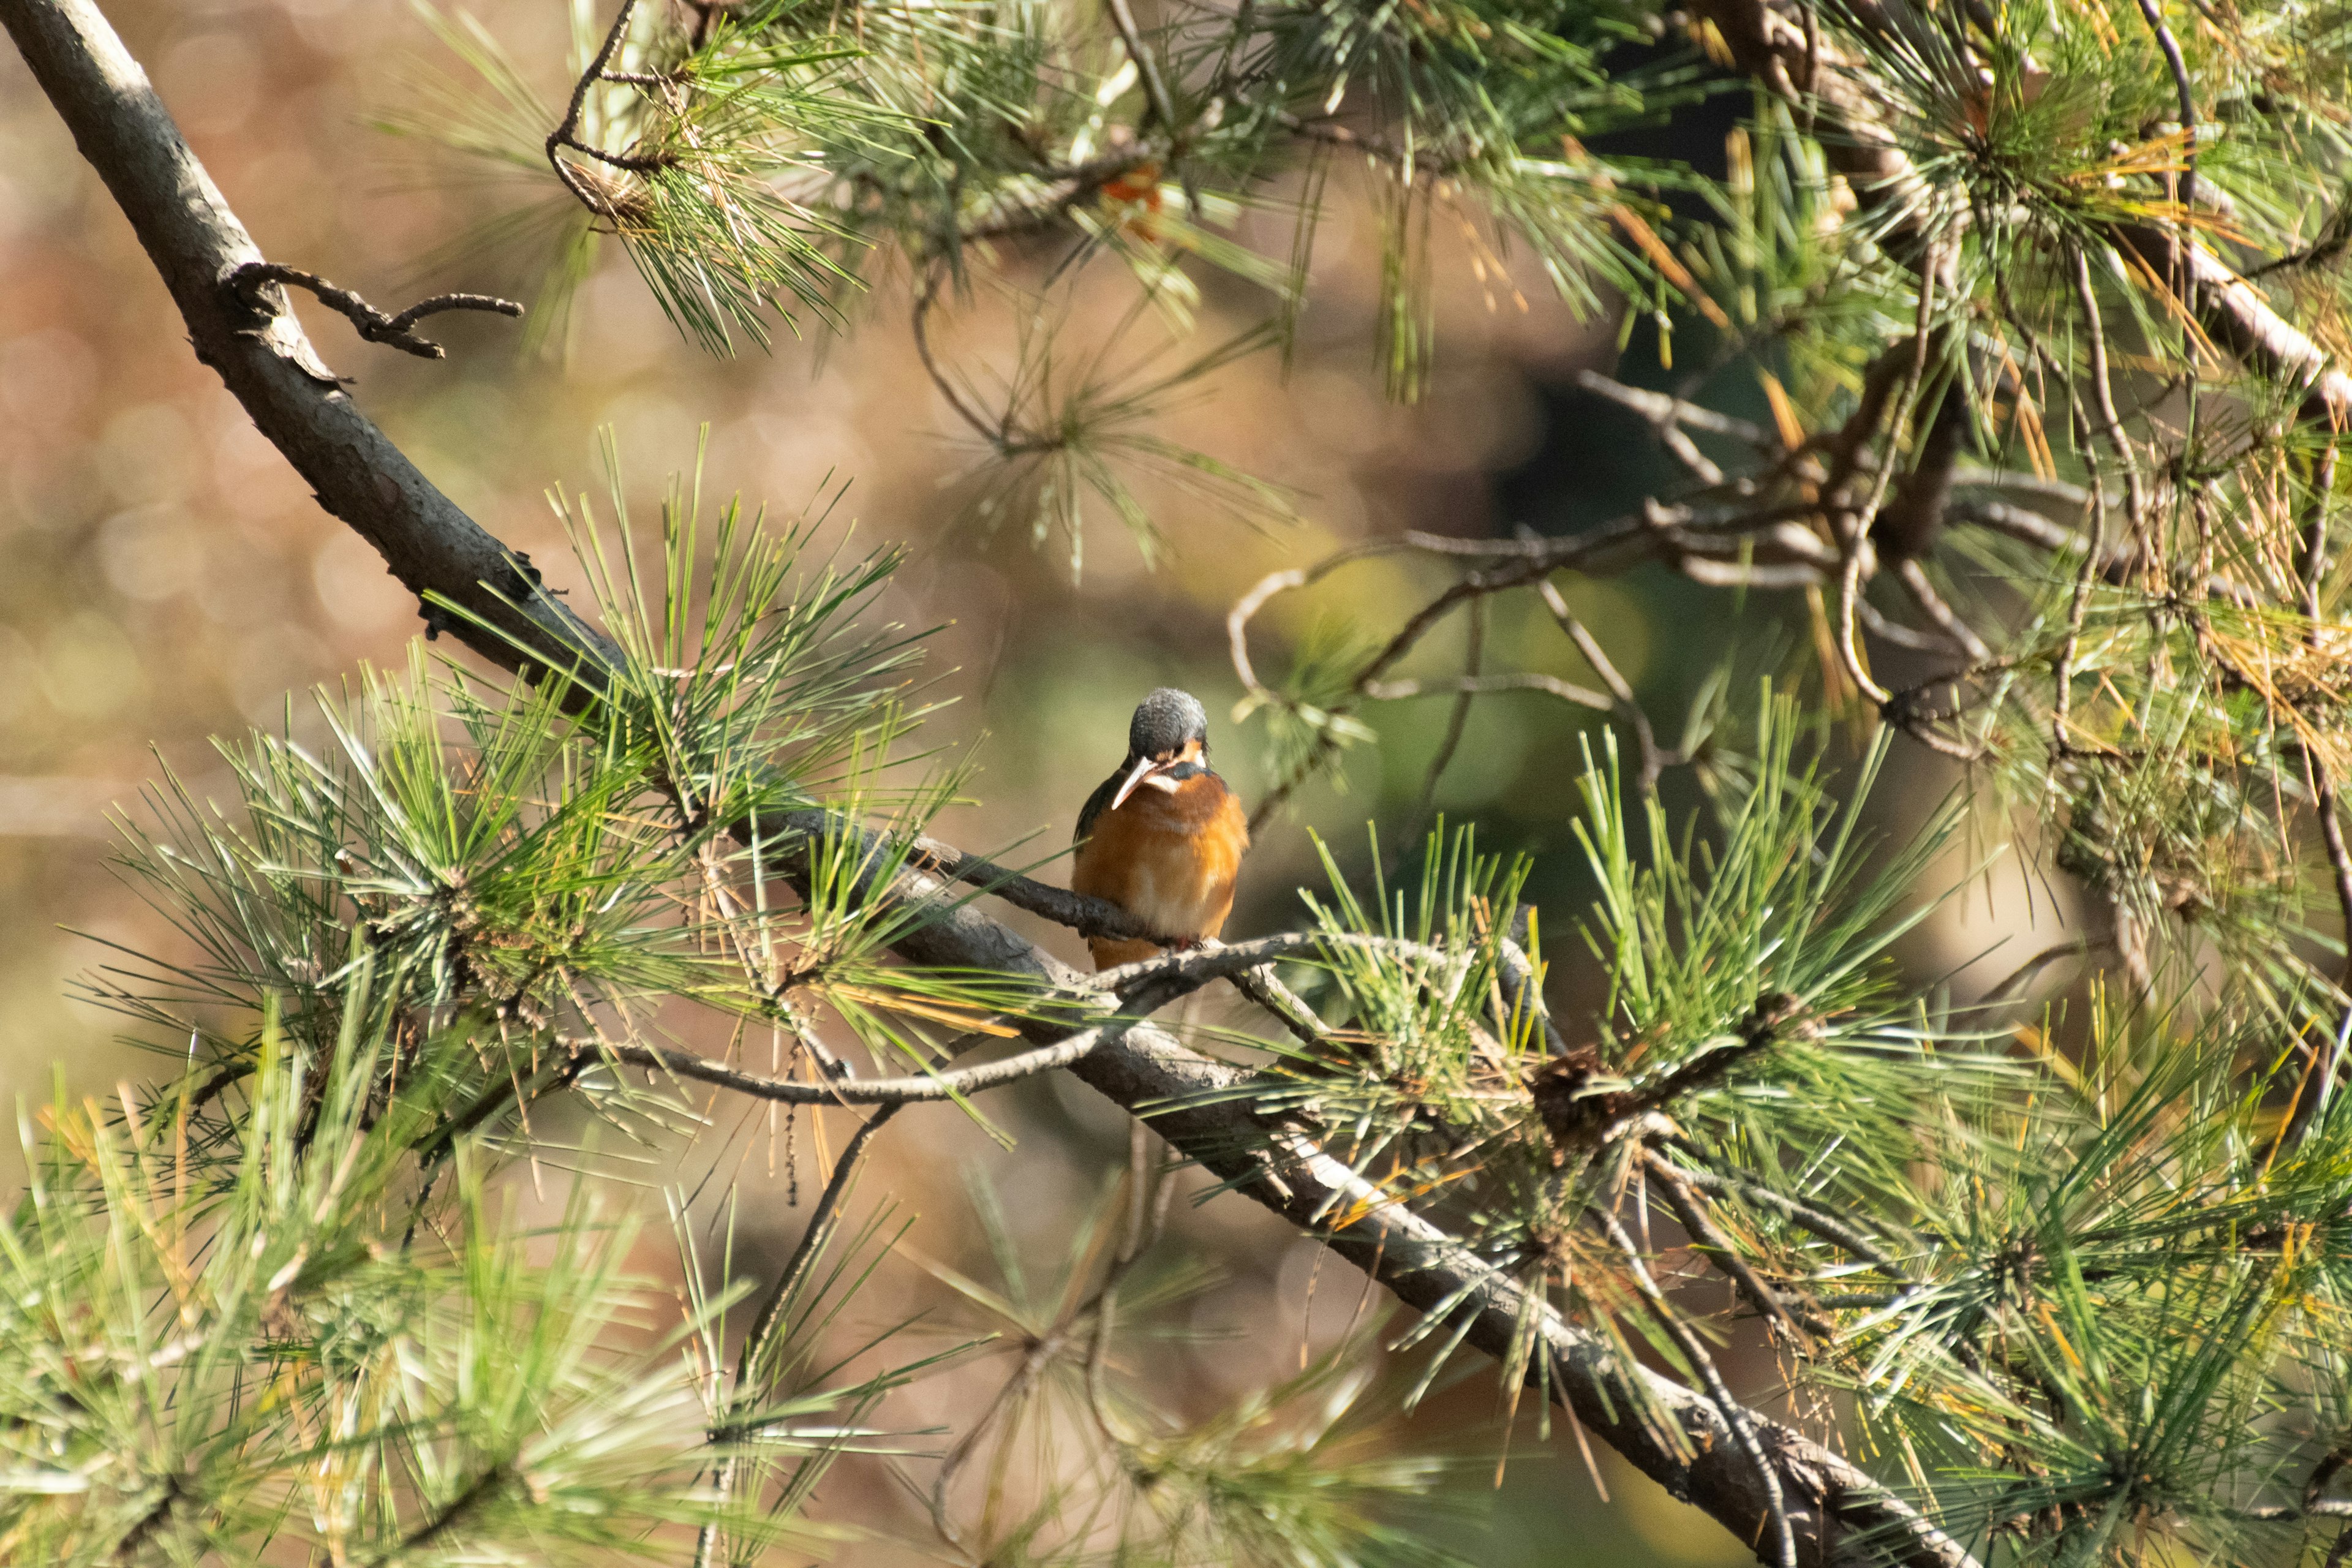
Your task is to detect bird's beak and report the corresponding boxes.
[1109,753,1167,812]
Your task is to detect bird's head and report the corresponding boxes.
[1110,687,1210,810]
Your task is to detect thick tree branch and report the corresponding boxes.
[1,0,616,686]
[765,825,1975,1567]
[7,6,1978,1563]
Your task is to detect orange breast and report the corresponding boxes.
[1071,772,1249,970]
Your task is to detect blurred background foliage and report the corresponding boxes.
[0,1,2053,1562]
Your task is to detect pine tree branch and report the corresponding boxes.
[1694,0,2352,426]
[0,0,617,687]
[6,7,1982,1562]
[766,824,1980,1568]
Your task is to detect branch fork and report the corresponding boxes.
[224,262,522,364]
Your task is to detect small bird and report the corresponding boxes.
[1071,688,1251,970]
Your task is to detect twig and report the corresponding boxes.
[777,804,1183,944]
[736,1104,902,1377]
[1362,669,1615,712]
[930,1320,1079,1548]
[1401,594,1485,846]
[2286,761,2352,1148]
[699,1103,902,1567]
[1102,0,1178,133]
[2070,244,2153,564]
[1572,368,1777,451]
[394,1464,510,1558]
[1859,596,1965,654]
[2226,1501,2352,1521]
[1975,937,2108,1008]
[598,933,1469,1107]
[1642,1150,1823,1341]
[1650,1156,1899,1270]
[1085,1120,1178,1442]
[1231,965,1333,1051]
[2304,443,2338,624]
[2129,0,2197,225]
[594,1030,1117,1105]
[1892,557,1991,663]
[1838,258,1942,707]
[224,263,522,362]
[545,0,677,214]
[1096,930,1466,1014]
[1528,562,1670,796]
[1594,1206,1798,1568]
[911,265,1008,448]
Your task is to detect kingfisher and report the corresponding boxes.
[1071,688,1251,970]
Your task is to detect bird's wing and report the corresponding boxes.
[1074,769,1122,844]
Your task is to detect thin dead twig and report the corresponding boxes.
[1893,558,1992,663]
[1364,670,1616,710]
[546,0,678,216]
[1102,0,1177,133]
[2070,244,2154,561]
[1085,1119,1179,1442]
[910,266,1016,451]
[1593,1205,1797,1568]
[1642,1150,1828,1342]
[225,263,521,361]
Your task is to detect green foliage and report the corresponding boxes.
[20,461,1487,1568]
[391,0,1679,564]
[0,987,873,1564]
[55,0,2352,1558]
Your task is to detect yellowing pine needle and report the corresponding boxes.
[1611,205,1731,329]
[818,982,1021,1035]
[1757,369,1808,451]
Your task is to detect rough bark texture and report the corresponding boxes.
[3,2,1980,1563]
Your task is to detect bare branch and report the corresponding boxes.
[1643,1150,1822,1343]
[593,1028,1119,1105]
[1102,0,1177,133]
[1650,1155,1902,1271]
[1891,559,1990,664]
[225,263,522,362]
[1594,1205,1798,1568]
[2128,0,2198,222]
[2070,244,2154,558]
[737,1103,902,1366]
[1572,368,1777,452]
[1364,670,1615,712]
[697,1101,901,1568]
[546,0,680,214]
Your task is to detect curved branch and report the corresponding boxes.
[1,0,615,685]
